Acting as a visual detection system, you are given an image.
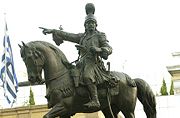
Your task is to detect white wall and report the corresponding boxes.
[135,95,180,118]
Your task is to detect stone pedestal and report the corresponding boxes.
[0,105,124,118]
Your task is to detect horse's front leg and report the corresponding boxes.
[43,103,68,118]
[60,115,71,118]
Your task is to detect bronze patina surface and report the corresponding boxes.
[19,3,156,118]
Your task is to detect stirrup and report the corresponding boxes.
[84,100,100,108]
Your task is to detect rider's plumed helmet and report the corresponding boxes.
[84,3,97,24]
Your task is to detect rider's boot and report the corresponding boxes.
[84,83,100,109]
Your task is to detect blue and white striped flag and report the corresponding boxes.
[0,20,18,106]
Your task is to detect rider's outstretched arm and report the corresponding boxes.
[52,30,82,44]
[40,27,82,44]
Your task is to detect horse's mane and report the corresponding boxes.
[26,41,69,64]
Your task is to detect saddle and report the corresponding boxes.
[75,82,120,99]
[70,64,118,87]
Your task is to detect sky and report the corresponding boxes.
[0,0,180,107]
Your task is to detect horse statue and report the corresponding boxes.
[19,41,156,118]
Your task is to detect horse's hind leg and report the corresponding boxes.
[121,106,135,118]
[102,105,119,118]
[122,111,135,118]
[102,110,117,118]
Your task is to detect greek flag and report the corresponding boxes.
[0,21,18,106]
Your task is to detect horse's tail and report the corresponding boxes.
[134,78,157,118]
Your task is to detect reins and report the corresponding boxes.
[107,87,115,118]
[45,69,69,83]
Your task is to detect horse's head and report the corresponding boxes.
[19,41,44,84]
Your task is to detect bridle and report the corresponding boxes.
[29,52,69,84]
[23,49,45,83]
[24,47,69,84]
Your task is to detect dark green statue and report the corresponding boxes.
[41,3,113,109]
[19,3,157,118]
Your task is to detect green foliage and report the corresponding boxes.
[160,78,168,96]
[169,80,174,95]
[29,87,35,105]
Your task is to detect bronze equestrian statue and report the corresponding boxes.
[19,41,156,118]
[19,3,156,118]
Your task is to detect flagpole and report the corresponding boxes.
[3,13,8,102]
[0,12,19,108]
[4,13,11,107]
[5,14,14,108]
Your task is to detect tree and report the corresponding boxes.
[169,80,174,95]
[29,87,35,105]
[160,78,168,96]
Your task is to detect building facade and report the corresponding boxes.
[167,52,180,94]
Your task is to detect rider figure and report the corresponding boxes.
[41,3,112,109]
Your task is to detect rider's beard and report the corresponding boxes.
[88,27,95,33]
